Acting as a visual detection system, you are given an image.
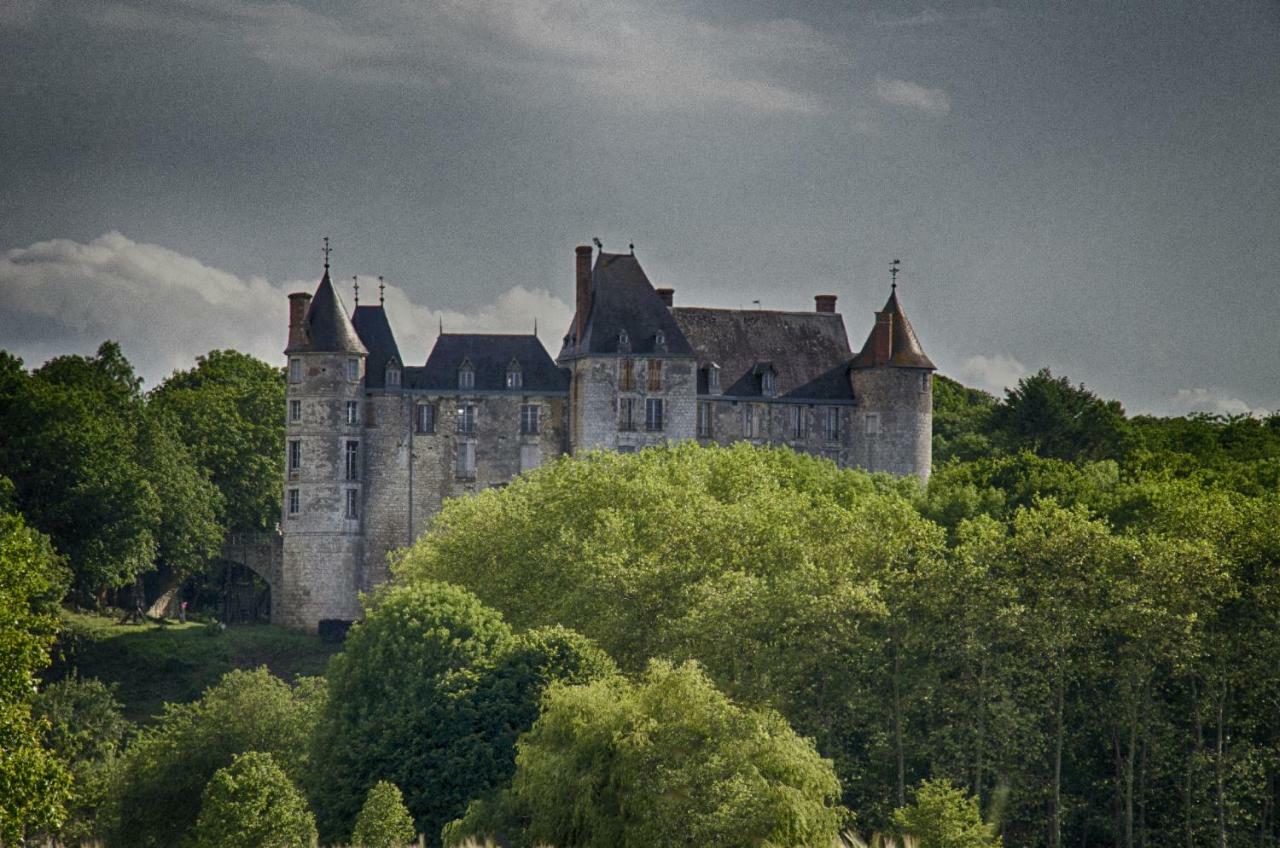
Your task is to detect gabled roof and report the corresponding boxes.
[413,334,569,392]
[352,305,401,388]
[671,307,855,400]
[565,252,695,358]
[294,269,367,355]
[851,289,935,370]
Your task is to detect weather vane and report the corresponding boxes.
[890,258,901,291]
[322,236,332,269]
[353,275,359,305]
[378,276,385,306]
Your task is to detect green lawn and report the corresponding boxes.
[48,611,340,724]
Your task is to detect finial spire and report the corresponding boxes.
[438,316,443,335]
[352,275,359,305]
[592,236,603,250]
[890,258,901,291]
[378,276,385,306]
[322,236,332,270]
[533,317,538,336]
[629,242,635,255]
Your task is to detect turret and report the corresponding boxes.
[849,286,935,483]
[279,262,368,630]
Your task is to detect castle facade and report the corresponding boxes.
[278,244,934,630]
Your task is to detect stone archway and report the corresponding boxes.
[217,532,283,624]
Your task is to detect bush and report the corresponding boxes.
[352,781,416,848]
[193,751,316,848]
[892,779,1000,848]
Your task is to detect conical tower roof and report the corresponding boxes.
[851,288,934,370]
[299,268,367,355]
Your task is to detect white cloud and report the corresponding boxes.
[0,233,573,387]
[85,0,830,115]
[875,77,951,115]
[956,354,1028,396]
[1167,388,1257,418]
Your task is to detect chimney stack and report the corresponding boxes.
[575,245,593,347]
[873,311,893,366]
[814,294,837,313]
[656,288,674,307]
[287,292,312,350]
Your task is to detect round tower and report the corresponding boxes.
[848,287,934,484]
[279,261,368,630]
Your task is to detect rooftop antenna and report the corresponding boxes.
[378,275,385,306]
[752,299,762,310]
[352,275,359,305]
[438,316,443,335]
[533,317,538,336]
[629,242,635,255]
[890,258,901,292]
[592,236,603,250]
[322,236,332,270]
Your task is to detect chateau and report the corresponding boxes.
[277,243,935,630]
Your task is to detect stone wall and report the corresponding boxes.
[850,368,933,483]
[696,398,857,464]
[572,355,697,452]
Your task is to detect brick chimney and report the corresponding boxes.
[873,311,893,366]
[814,294,837,313]
[575,245,593,347]
[656,288,674,307]
[287,292,312,351]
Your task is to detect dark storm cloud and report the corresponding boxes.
[1,1,1277,413]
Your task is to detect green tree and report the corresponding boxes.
[193,751,316,848]
[352,781,416,848]
[150,349,285,532]
[989,368,1131,462]
[447,660,846,848]
[932,375,998,463]
[310,582,615,846]
[104,668,323,848]
[32,676,132,841]
[0,506,72,841]
[893,779,1001,848]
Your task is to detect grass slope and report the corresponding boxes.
[48,611,339,723]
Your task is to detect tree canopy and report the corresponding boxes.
[352,781,417,848]
[193,751,316,848]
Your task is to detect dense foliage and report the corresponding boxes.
[0,505,72,841]
[893,779,1001,848]
[352,781,417,848]
[103,667,323,848]
[446,660,846,848]
[193,751,317,848]
[310,582,616,845]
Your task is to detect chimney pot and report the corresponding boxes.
[814,294,837,313]
[656,288,674,307]
[574,245,593,348]
[873,311,893,366]
[288,292,312,350]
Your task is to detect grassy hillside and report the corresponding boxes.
[48,611,339,723]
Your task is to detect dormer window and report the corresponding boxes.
[385,362,401,387]
[458,359,475,390]
[707,363,720,394]
[762,371,775,396]
[654,330,667,352]
[618,329,631,353]
[506,360,523,390]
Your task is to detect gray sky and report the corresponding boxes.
[2,1,1277,415]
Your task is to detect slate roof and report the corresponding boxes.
[413,334,569,392]
[352,305,401,389]
[672,308,856,400]
[851,290,936,370]
[565,252,696,358]
[293,269,367,355]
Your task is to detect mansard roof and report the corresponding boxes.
[295,269,367,355]
[851,289,935,370]
[414,334,569,392]
[672,307,855,400]
[352,304,402,388]
[569,252,695,358]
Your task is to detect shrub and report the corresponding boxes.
[193,751,316,848]
[352,781,416,848]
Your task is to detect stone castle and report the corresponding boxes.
[277,243,935,630]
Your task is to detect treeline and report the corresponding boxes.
[0,344,283,604]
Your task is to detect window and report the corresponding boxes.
[520,404,540,435]
[619,359,635,391]
[287,488,299,516]
[655,330,665,348]
[697,402,713,438]
[646,360,663,392]
[455,441,476,479]
[346,358,360,381]
[506,368,522,389]
[825,408,842,442]
[707,364,720,394]
[920,372,930,393]
[290,400,301,422]
[618,445,637,454]
[345,440,359,481]
[345,488,358,519]
[416,403,436,434]
[762,371,776,396]
[645,398,664,431]
[346,401,359,425]
[456,404,477,435]
[618,329,630,348]
[386,366,401,387]
[742,406,755,438]
[458,365,475,390]
[288,440,301,471]
[864,412,881,436]
[790,407,806,440]
[619,397,636,431]
[289,358,301,383]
